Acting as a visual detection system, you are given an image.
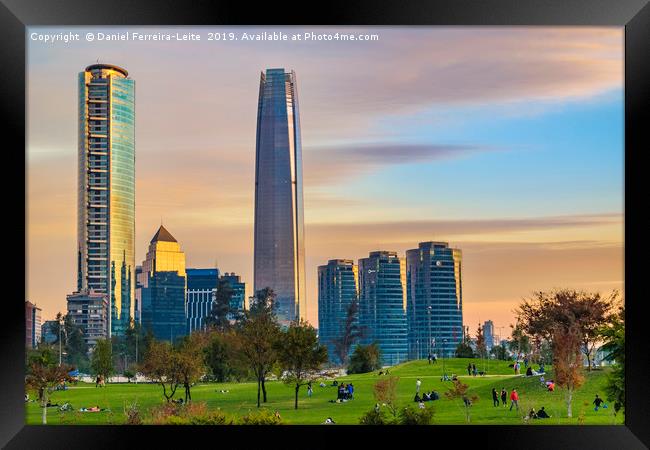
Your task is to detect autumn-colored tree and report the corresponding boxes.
[25,345,74,424]
[333,299,364,366]
[139,340,181,402]
[238,288,282,407]
[373,376,400,420]
[444,379,479,423]
[176,332,209,402]
[276,319,328,409]
[552,328,584,418]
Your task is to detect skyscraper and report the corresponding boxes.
[483,320,495,351]
[66,290,109,349]
[186,268,219,334]
[358,251,408,366]
[253,68,306,326]
[77,64,135,337]
[220,272,247,318]
[318,259,359,364]
[405,241,463,359]
[139,225,187,342]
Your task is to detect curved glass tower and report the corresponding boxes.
[253,68,306,326]
[77,64,135,337]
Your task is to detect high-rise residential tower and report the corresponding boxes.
[139,225,187,343]
[253,68,306,326]
[77,64,135,337]
[358,251,408,366]
[318,259,359,365]
[483,320,495,350]
[405,241,463,359]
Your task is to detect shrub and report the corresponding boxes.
[399,405,434,425]
[359,408,388,425]
[146,401,234,425]
[124,400,142,425]
[347,343,382,374]
[238,409,282,425]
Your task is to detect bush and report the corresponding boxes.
[347,343,382,374]
[124,400,142,425]
[398,405,434,425]
[238,409,282,425]
[359,408,388,425]
[146,401,233,425]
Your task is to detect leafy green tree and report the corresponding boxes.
[52,312,90,371]
[176,332,209,402]
[140,340,181,402]
[508,322,530,357]
[238,288,282,407]
[475,323,487,360]
[454,342,474,358]
[205,278,236,331]
[276,319,328,409]
[490,344,509,361]
[347,343,382,374]
[600,306,625,415]
[25,345,74,424]
[204,330,247,382]
[90,338,114,382]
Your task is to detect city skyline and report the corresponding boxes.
[27,26,624,331]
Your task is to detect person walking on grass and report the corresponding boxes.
[593,394,606,411]
[492,388,499,407]
[509,388,520,411]
[307,382,313,398]
[416,378,422,394]
[501,387,507,406]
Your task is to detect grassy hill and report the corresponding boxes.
[25,358,623,425]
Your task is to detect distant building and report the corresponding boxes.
[139,225,187,343]
[25,301,42,349]
[483,320,495,350]
[220,272,246,319]
[66,290,109,348]
[358,251,408,366]
[41,320,58,345]
[318,259,359,365]
[186,268,219,334]
[134,265,143,325]
[405,241,463,359]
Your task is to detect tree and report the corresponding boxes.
[204,330,247,382]
[90,338,114,382]
[490,344,509,361]
[333,299,364,366]
[373,376,400,420]
[552,328,584,418]
[508,322,530,357]
[25,345,74,424]
[600,306,625,415]
[276,319,328,409]
[347,343,382,374]
[205,278,236,331]
[52,312,89,371]
[475,323,487,360]
[176,332,208,402]
[444,379,479,423]
[238,288,281,407]
[454,342,474,358]
[140,340,181,402]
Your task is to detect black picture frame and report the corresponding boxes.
[2,0,647,448]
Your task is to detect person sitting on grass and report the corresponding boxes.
[322,417,336,424]
[430,391,440,401]
[547,381,555,392]
[536,406,551,418]
[319,381,326,388]
[414,393,421,403]
[423,392,431,402]
[526,366,533,377]
[527,407,538,420]
[418,401,426,409]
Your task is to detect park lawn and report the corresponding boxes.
[25,358,623,425]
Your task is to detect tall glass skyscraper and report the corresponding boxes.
[405,241,463,359]
[318,259,359,364]
[77,64,135,337]
[358,251,408,366]
[253,68,306,326]
[139,226,187,343]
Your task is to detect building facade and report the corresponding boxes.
[483,320,495,351]
[405,241,463,359]
[253,68,306,326]
[358,251,408,366]
[186,268,219,334]
[25,301,42,349]
[41,320,59,345]
[318,259,359,365]
[66,290,109,348]
[139,225,187,343]
[220,272,246,318]
[77,63,135,337]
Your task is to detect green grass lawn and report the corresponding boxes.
[25,358,623,425]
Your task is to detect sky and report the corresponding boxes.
[26,26,624,338]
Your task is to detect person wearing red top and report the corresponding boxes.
[509,389,520,411]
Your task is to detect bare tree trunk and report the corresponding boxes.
[294,384,299,410]
[261,378,267,403]
[566,389,573,418]
[256,379,261,408]
[41,391,48,425]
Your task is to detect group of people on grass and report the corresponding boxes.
[414,378,440,404]
[427,353,437,364]
[95,375,106,388]
[336,382,354,401]
[466,363,485,377]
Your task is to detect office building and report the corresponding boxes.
[483,320,495,350]
[358,251,408,366]
[66,290,109,348]
[25,301,42,349]
[405,241,463,359]
[77,63,135,337]
[253,68,306,326]
[318,259,359,364]
[139,225,187,342]
[41,320,59,345]
[220,272,246,317]
[186,268,219,334]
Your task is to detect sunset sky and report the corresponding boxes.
[27,27,624,337]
